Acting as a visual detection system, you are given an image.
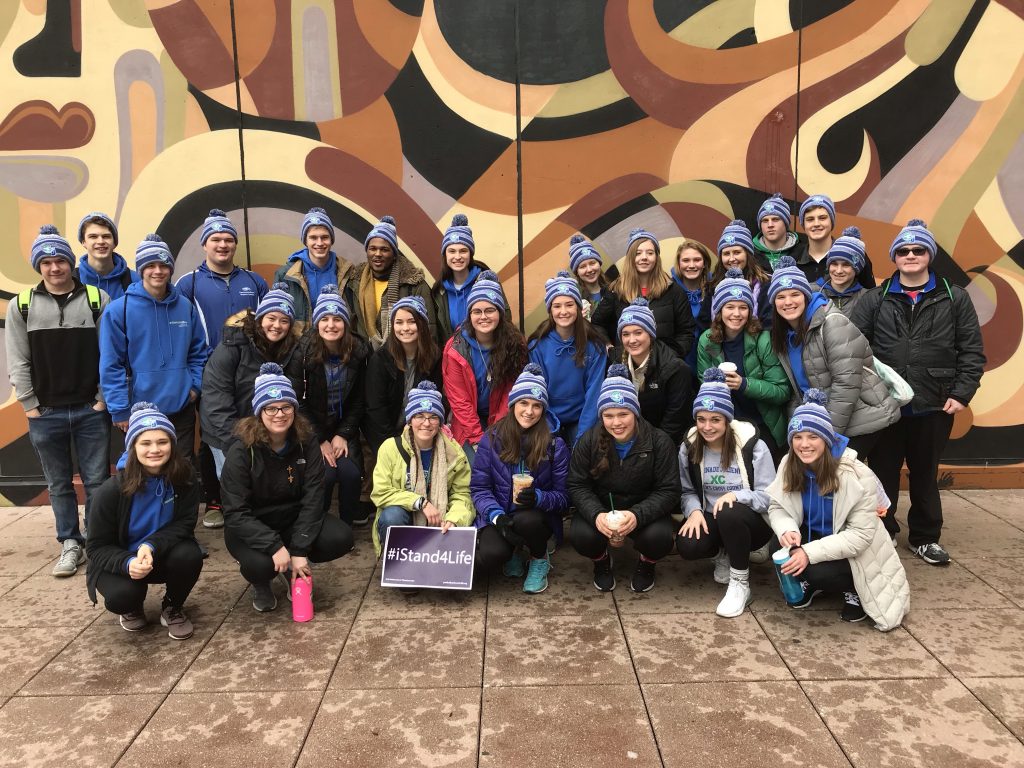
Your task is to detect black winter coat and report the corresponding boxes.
[301,335,370,452]
[220,435,326,556]
[590,281,695,360]
[610,341,693,445]
[568,417,681,529]
[791,239,876,289]
[850,273,985,412]
[85,471,200,603]
[200,321,304,450]
[363,346,444,452]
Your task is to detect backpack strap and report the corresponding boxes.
[395,438,411,466]
[120,270,132,290]
[84,284,101,324]
[17,288,32,321]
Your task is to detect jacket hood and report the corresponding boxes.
[753,232,799,254]
[77,252,131,280]
[126,278,181,305]
[804,291,831,324]
[442,264,481,293]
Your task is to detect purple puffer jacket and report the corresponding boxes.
[469,429,570,539]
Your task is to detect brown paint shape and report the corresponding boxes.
[0,101,95,150]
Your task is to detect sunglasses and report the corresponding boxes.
[895,246,928,257]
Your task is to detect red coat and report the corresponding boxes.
[442,331,513,446]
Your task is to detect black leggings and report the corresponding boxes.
[224,516,353,584]
[802,558,855,593]
[95,539,204,614]
[475,509,553,573]
[676,502,774,570]
[569,512,675,561]
[323,455,362,525]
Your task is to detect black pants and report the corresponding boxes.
[224,515,353,584]
[869,411,953,546]
[197,441,221,506]
[569,512,675,561]
[95,539,204,613]
[847,430,882,463]
[324,455,363,525]
[676,502,773,570]
[475,509,553,573]
[802,558,855,594]
[169,400,197,463]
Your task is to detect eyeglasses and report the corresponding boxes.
[411,414,441,424]
[263,404,294,416]
[895,246,928,257]
[470,307,499,318]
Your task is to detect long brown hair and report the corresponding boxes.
[610,239,671,301]
[467,312,527,388]
[243,310,300,361]
[386,308,439,374]
[304,317,356,366]
[710,250,769,287]
[675,239,715,292]
[492,407,553,470]
[120,440,193,496]
[589,416,638,479]
[686,420,737,474]
[782,448,840,495]
[708,310,762,344]
[770,299,809,354]
[234,411,314,448]
[528,307,605,367]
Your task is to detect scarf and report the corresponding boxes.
[358,259,403,350]
[403,425,450,526]
[626,352,649,393]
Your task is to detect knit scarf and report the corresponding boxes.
[359,259,403,349]
[404,425,450,527]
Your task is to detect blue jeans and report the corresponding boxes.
[26,403,111,543]
[210,446,226,479]
[376,505,411,547]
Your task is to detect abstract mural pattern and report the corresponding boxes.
[0,0,1021,499]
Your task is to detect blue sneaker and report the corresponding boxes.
[523,557,550,594]
[503,551,525,578]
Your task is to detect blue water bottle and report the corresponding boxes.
[772,548,806,605]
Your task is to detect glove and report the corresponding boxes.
[515,486,538,508]
[494,513,527,548]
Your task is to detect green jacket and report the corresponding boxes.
[370,428,475,555]
[696,329,791,447]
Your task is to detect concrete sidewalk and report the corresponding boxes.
[0,489,1022,767]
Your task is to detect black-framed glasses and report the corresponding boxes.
[263,404,295,416]
[895,246,928,257]
[411,413,441,424]
[470,307,499,317]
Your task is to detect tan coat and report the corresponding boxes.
[766,453,910,631]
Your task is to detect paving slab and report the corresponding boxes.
[480,684,661,767]
[222,573,363,624]
[904,608,1024,677]
[961,677,1024,740]
[0,575,25,599]
[487,553,616,616]
[932,495,1024,559]
[0,506,56,536]
[358,576,486,621]
[0,506,36,530]
[0,694,162,768]
[0,626,81,695]
[0,572,104,628]
[803,678,1024,768]
[898,556,1017,609]
[645,681,851,768]
[957,557,1024,608]
[0,536,67,577]
[622,612,791,683]
[954,489,1024,531]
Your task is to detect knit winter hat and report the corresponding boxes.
[627,226,660,256]
[364,214,398,253]
[301,207,335,245]
[30,225,75,271]
[255,281,295,320]
[544,270,582,311]
[767,255,813,304]
[788,388,835,447]
[825,226,866,274]
[757,193,791,230]
[390,295,429,323]
[311,285,351,327]
[135,234,175,275]
[598,363,641,417]
[200,208,238,245]
[617,297,657,339]
[799,194,836,228]
[125,401,176,449]
[568,233,602,274]
[252,362,298,415]
[405,380,445,423]
[692,367,734,421]
[717,219,755,257]
[77,212,118,247]
[441,213,475,256]
[466,270,506,312]
[889,218,937,263]
[711,268,755,317]
[508,362,549,409]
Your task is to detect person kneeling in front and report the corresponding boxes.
[221,363,353,612]
[767,389,909,630]
[87,402,203,639]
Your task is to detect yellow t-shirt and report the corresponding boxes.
[373,276,388,316]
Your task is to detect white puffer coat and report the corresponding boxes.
[766,452,910,631]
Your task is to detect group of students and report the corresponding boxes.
[5,192,984,640]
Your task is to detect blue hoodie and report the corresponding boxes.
[798,435,849,543]
[528,330,606,442]
[443,264,481,332]
[462,329,494,421]
[786,292,830,396]
[76,253,138,301]
[175,263,268,348]
[100,282,209,422]
[288,248,337,301]
[126,476,176,558]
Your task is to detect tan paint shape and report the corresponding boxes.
[128,80,158,185]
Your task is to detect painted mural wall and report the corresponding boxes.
[0,0,1021,498]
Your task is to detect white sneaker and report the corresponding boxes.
[749,541,772,564]
[52,540,84,577]
[712,550,730,585]
[716,579,752,618]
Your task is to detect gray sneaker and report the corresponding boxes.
[119,610,147,632]
[251,581,277,612]
[160,605,194,640]
[52,540,84,577]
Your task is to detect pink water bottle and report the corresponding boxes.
[291,575,314,622]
